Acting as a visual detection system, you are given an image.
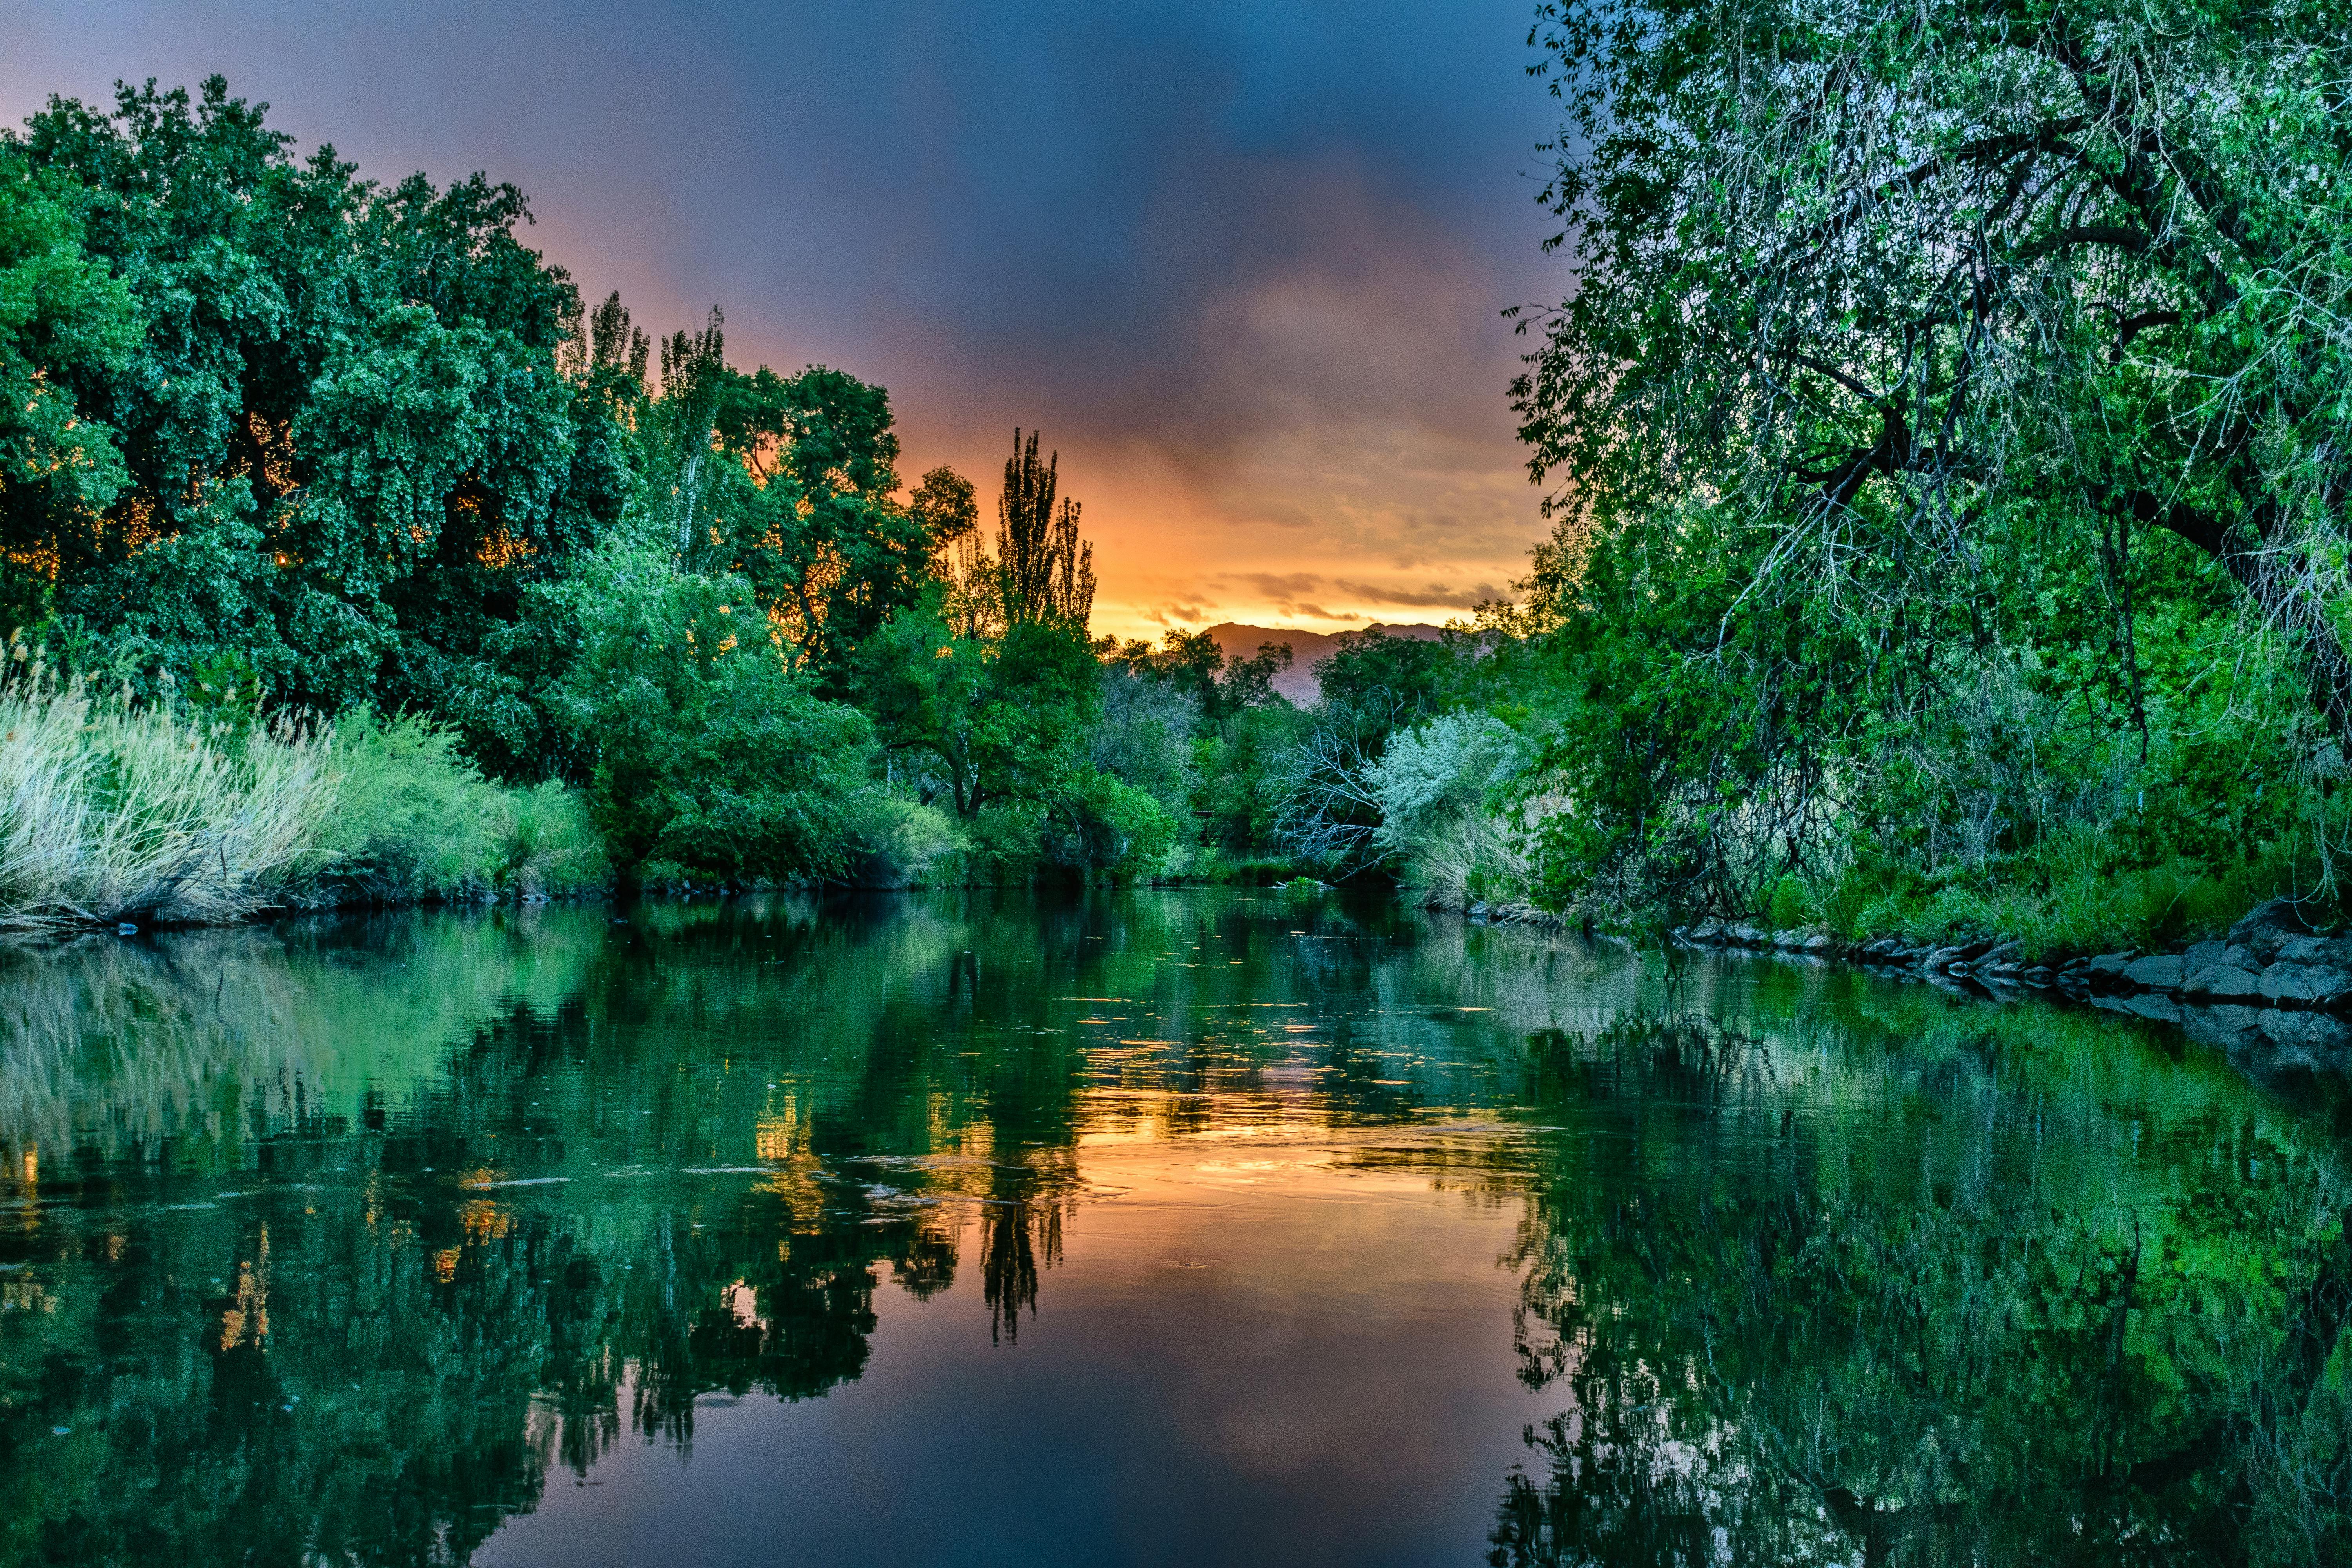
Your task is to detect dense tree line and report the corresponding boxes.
[0,77,1329,907]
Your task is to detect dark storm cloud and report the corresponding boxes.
[2,0,1564,631]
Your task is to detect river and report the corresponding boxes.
[2,889,2346,1566]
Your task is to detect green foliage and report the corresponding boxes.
[4,77,602,720]
[1355,711,1528,906]
[508,779,608,897]
[847,790,969,887]
[853,585,1107,846]
[0,147,140,577]
[958,802,1046,885]
[311,710,516,903]
[0,662,597,927]
[1091,666,1196,819]
[551,535,875,884]
[310,711,606,904]
[1494,0,2352,944]
[1194,703,1307,857]
[1044,766,1178,882]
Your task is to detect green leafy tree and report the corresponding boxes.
[1504,0,2352,921]
[853,586,1102,822]
[995,428,1094,628]
[0,148,140,628]
[550,535,875,882]
[2,76,615,731]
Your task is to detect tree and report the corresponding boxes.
[1516,0,2352,747]
[996,428,1094,629]
[0,147,140,605]
[549,533,875,881]
[851,586,1102,820]
[1505,0,2352,912]
[2,76,613,734]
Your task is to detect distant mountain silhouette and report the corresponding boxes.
[1202,622,1445,703]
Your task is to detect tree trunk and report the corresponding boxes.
[2143,496,2352,751]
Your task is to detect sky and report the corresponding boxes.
[2,0,1568,640]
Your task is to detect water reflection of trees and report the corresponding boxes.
[1486,1012,2352,1568]
[14,894,2341,1565]
[980,1148,1077,1345]
[0,897,1102,1564]
[13,888,1441,1562]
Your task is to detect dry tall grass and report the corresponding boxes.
[0,666,334,929]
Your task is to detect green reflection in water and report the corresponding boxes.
[0,893,2344,1567]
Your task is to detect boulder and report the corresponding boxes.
[2227,898,2319,966]
[1770,928,1805,950]
[2181,964,2264,1003]
[1727,924,1769,947]
[2122,992,2183,1023]
[1922,945,1967,971]
[1977,939,2023,966]
[2120,955,2184,992]
[2082,953,2137,984]
[1689,920,1724,944]
[2022,966,2055,986]
[1980,960,2024,981]
[1802,931,1838,952]
[2260,962,2352,1007]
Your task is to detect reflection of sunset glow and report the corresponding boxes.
[220,1231,271,1349]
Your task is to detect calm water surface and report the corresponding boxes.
[3,890,2348,1566]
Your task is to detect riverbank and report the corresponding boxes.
[1669,897,2352,1070]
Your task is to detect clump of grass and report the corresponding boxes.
[306,710,516,904]
[509,780,610,898]
[0,665,333,929]
[0,673,612,931]
[1394,809,1529,908]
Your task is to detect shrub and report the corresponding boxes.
[552,538,876,883]
[298,711,613,906]
[1045,767,1178,881]
[309,710,517,904]
[960,803,1044,884]
[508,780,610,897]
[849,791,968,887]
[1360,711,1528,904]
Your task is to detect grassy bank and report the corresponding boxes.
[0,674,608,930]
